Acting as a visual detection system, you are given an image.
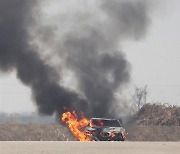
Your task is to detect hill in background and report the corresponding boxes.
[0,112,56,124]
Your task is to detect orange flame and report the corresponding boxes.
[123,132,128,139]
[111,133,116,138]
[98,120,104,127]
[61,111,91,141]
[89,119,104,127]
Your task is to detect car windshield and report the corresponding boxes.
[90,119,121,127]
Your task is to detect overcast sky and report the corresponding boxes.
[0,0,180,113]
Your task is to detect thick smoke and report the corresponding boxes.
[52,0,150,117]
[0,0,150,118]
[0,0,86,115]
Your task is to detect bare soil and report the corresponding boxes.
[1,142,180,154]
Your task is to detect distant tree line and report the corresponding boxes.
[0,112,56,124]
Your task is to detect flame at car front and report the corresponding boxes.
[61,111,91,141]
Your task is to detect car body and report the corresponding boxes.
[85,118,128,141]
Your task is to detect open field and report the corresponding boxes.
[0,123,180,141]
[0,141,180,154]
[0,104,179,141]
[126,124,180,141]
[0,123,75,141]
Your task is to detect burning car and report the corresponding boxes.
[85,118,128,141]
[62,111,128,141]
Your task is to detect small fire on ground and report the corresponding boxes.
[61,111,91,141]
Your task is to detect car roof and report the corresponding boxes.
[90,118,119,121]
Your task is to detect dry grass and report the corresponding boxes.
[135,103,180,126]
[126,123,180,141]
[0,123,76,141]
[125,103,180,141]
[1,122,179,141]
[0,104,180,141]
[1,122,180,141]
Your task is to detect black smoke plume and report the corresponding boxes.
[0,0,150,118]
[0,0,87,115]
[50,0,150,117]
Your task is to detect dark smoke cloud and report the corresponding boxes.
[0,0,150,118]
[53,0,150,117]
[0,0,87,115]
[63,32,130,117]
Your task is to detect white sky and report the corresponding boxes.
[0,0,180,113]
[123,0,180,105]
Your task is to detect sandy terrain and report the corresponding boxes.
[0,141,179,154]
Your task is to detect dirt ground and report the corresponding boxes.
[0,141,180,154]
